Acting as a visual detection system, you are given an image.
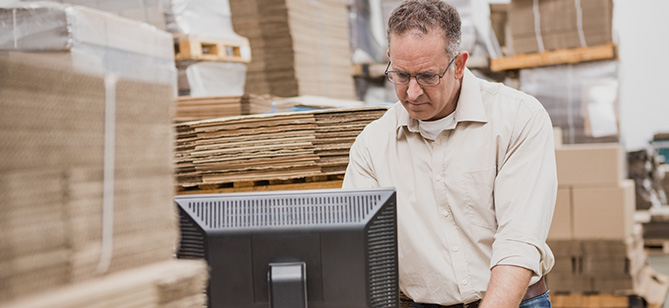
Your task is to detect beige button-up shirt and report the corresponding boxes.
[343,68,557,305]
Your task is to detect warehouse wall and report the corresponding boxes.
[615,0,669,151]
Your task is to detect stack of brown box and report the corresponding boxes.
[508,0,613,55]
[0,55,207,306]
[547,141,669,303]
[228,0,356,100]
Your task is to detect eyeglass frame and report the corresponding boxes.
[384,55,458,87]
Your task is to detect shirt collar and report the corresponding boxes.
[395,67,488,139]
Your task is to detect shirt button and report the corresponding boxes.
[453,246,459,252]
[442,210,449,217]
[435,175,442,181]
[462,279,469,286]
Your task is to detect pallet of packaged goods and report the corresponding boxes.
[0,54,179,303]
[490,43,616,71]
[548,265,669,308]
[174,106,388,194]
[494,0,616,71]
[174,33,251,63]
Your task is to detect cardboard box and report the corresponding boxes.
[555,143,625,186]
[592,276,634,292]
[546,274,594,293]
[572,179,635,239]
[548,187,572,240]
[548,240,583,257]
[508,0,613,54]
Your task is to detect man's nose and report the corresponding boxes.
[406,77,424,101]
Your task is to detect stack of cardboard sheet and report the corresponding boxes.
[508,0,613,54]
[175,96,243,122]
[0,2,176,88]
[20,0,167,30]
[241,93,278,115]
[0,55,180,303]
[241,94,367,115]
[313,107,387,175]
[175,106,388,190]
[0,259,208,308]
[175,112,322,188]
[229,0,356,99]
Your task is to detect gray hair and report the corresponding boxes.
[387,0,462,58]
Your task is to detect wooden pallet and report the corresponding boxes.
[174,34,251,63]
[177,175,343,194]
[549,292,646,308]
[490,43,617,71]
[645,239,669,254]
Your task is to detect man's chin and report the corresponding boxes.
[403,103,432,120]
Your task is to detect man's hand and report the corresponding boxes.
[479,265,532,308]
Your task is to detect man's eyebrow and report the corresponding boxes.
[391,68,439,74]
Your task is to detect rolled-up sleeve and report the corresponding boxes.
[490,104,557,278]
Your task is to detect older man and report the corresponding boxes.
[343,1,557,307]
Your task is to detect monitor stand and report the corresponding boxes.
[268,262,307,308]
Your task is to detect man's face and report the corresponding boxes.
[388,29,463,121]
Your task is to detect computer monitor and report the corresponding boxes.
[175,188,399,308]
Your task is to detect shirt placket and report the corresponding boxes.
[432,133,477,302]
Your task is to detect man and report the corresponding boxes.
[343,1,557,307]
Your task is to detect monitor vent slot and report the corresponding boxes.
[186,194,384,229]
[367,201,399,308]
[177,208,205,259]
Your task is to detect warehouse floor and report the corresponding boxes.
[648,252,669,308]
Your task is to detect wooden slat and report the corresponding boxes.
[490,43,617,71]
[178,180,343,194]
[549,293,630,308]
[174,33,251,63]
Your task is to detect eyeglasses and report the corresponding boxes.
[384,55,457,86]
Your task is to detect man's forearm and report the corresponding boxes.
[479,265,532,308]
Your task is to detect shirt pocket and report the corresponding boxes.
[461,167,497,231]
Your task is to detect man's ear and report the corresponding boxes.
[387,50,391,59]
[454,52,469,79]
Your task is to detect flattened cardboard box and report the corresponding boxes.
[0,55,177,302]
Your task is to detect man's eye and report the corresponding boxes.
[418,73,438,80]
[397,72,410,78]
